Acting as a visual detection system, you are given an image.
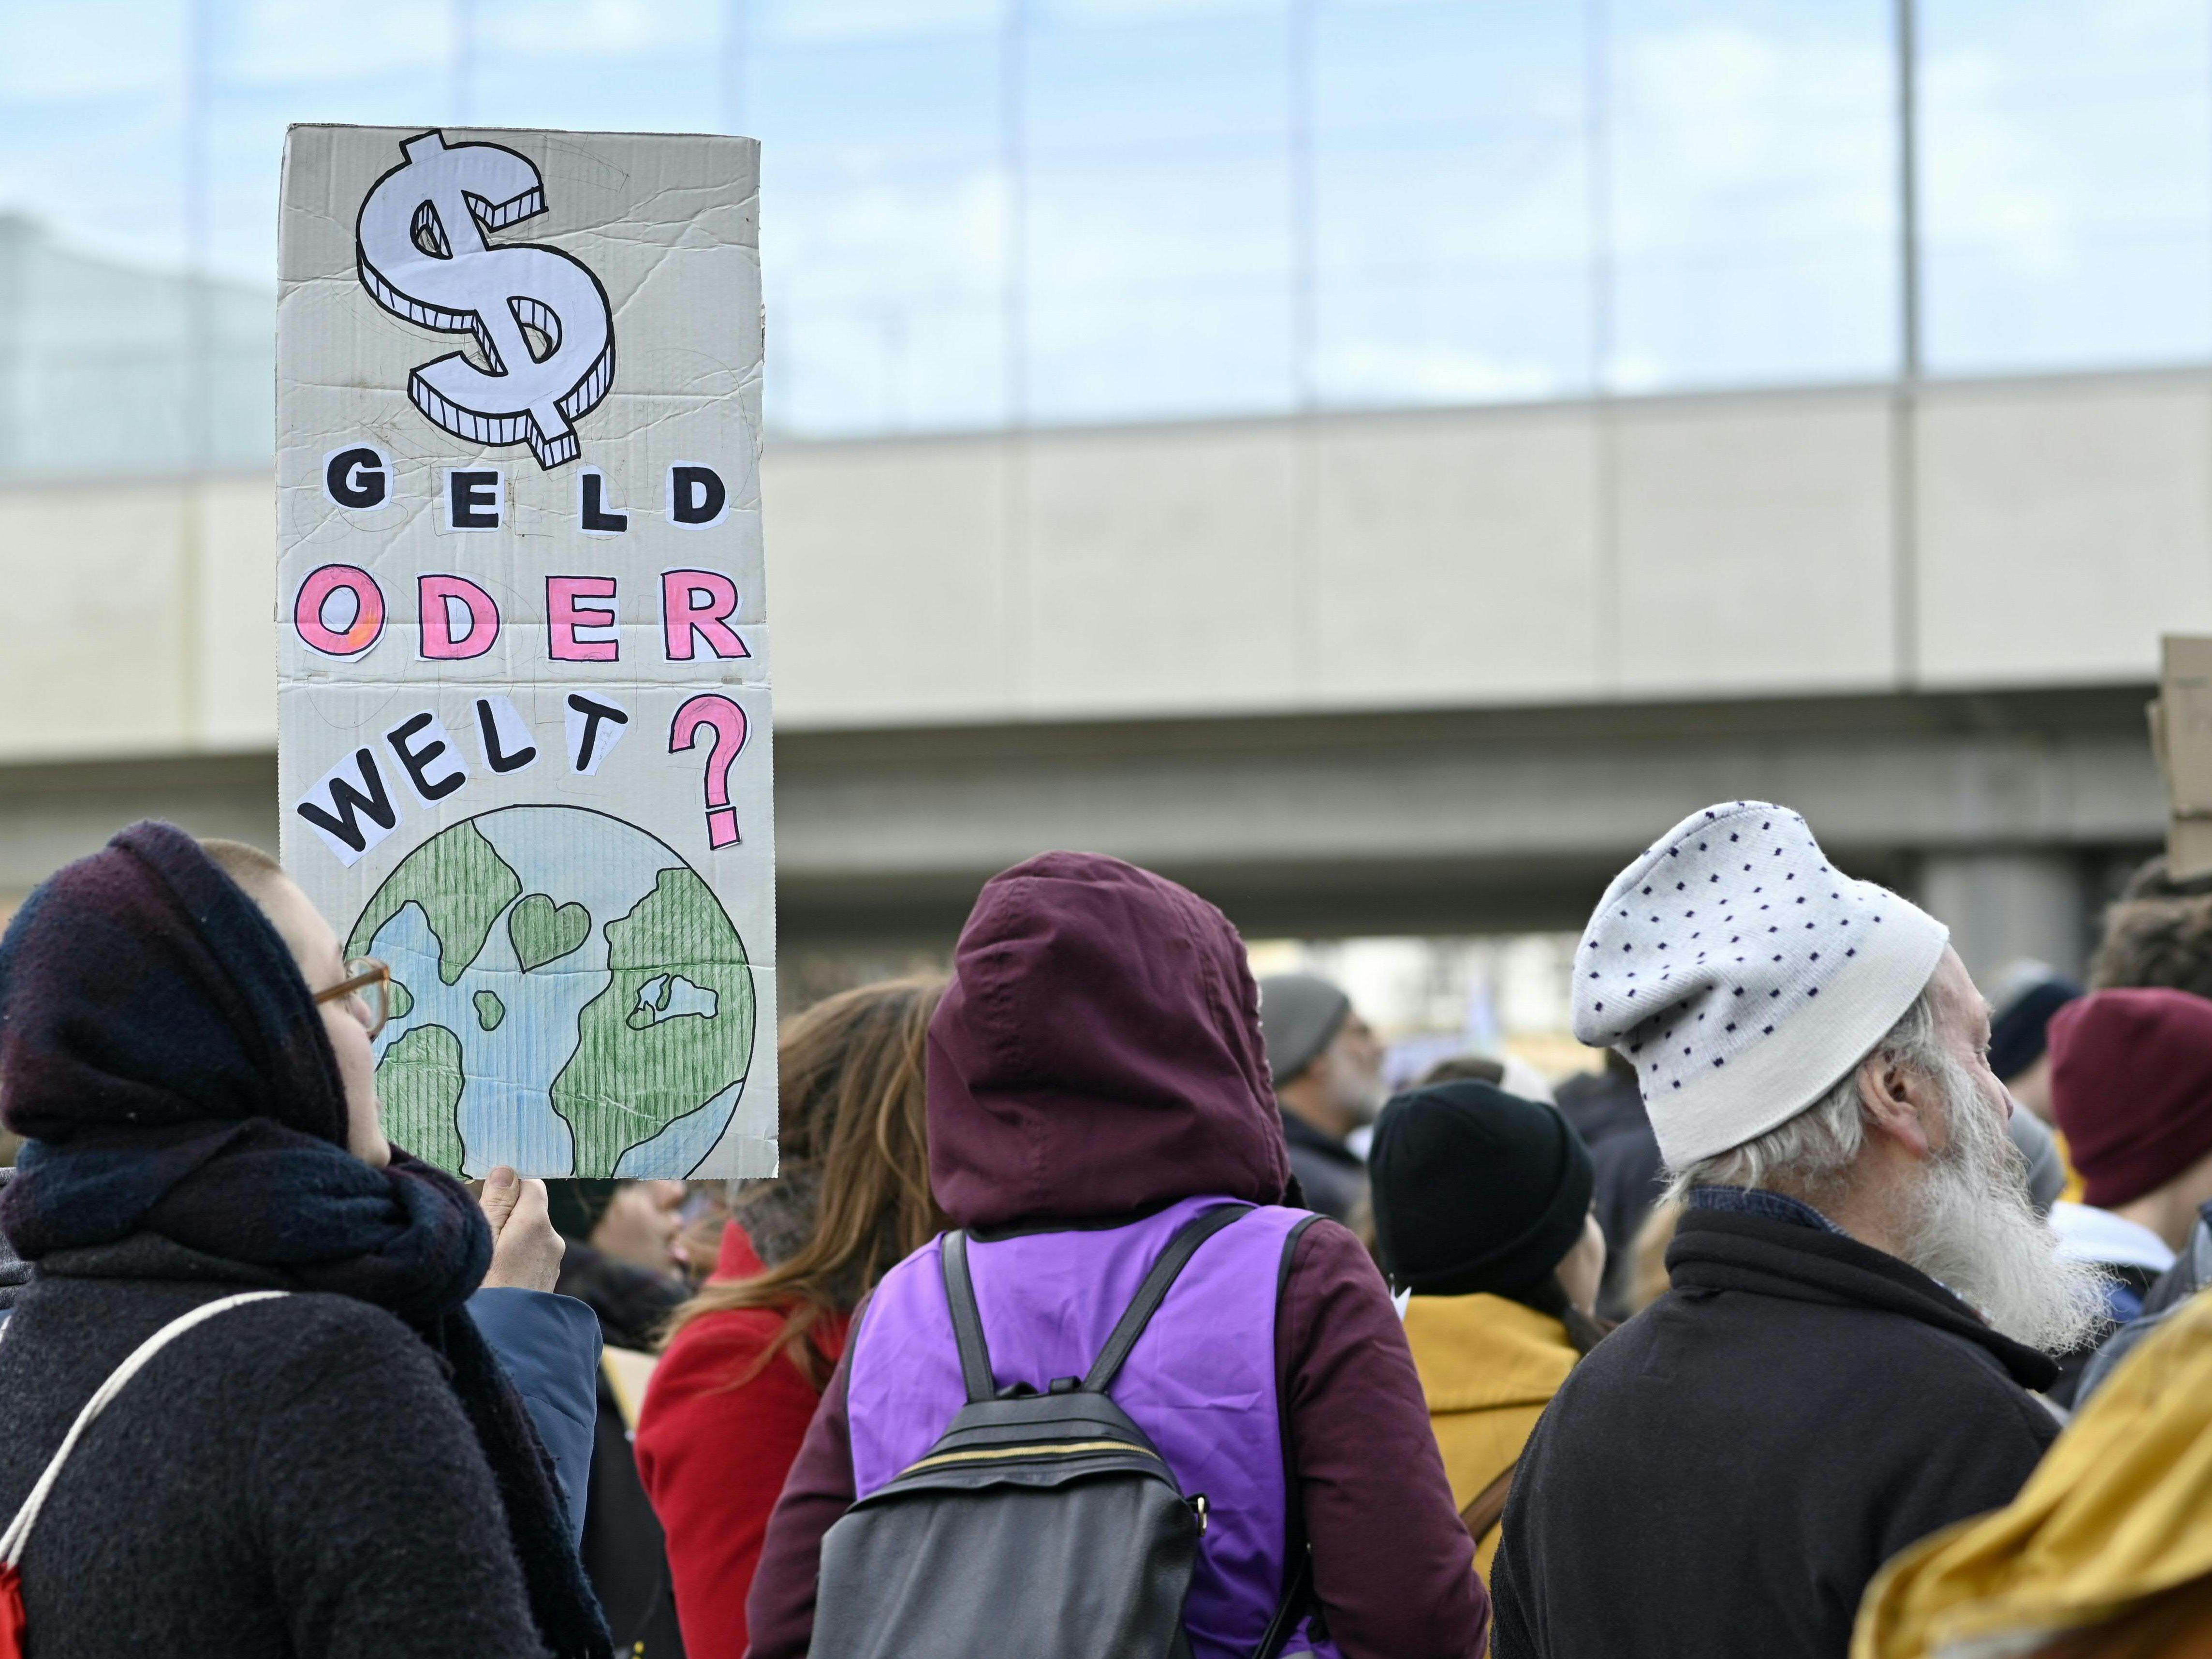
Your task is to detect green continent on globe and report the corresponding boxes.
[510,894,590,973]
[347,819,522,985]
[378,1024,467,1171]
[473,990,506,1031]
[551,865,754,1178]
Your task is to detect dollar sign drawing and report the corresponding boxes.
[355,130,615,470]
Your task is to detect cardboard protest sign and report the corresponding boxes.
[276,126,775,1179]
[2152,636,2212,882]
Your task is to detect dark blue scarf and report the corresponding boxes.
[5,1123,491,1318]
[0,822,609,1659]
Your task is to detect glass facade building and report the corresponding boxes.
[0,0,2206,478]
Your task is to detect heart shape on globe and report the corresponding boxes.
[509,893,591,972]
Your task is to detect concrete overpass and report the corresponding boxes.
[5,366,2196,982]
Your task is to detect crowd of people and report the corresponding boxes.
[1,803,2211,1656]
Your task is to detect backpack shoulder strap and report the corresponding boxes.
[938,1231,996,1406]
[1082,1203,1254,1396]
[1250,1212,1323,1659]
[1249,1548,1312,1659]
[1458,1460,1518,1543]
[0,1290,289,1571]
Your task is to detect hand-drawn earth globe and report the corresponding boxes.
[346,805,755,1177]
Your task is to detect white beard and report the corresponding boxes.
[1896,1058,2109,1355]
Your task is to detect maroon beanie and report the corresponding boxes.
[2050,988,2212,1209]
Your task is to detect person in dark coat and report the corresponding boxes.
[1551,1047,1644,1147]
[545,1179,690,1657]
[746,853,1489,1659]
[0,1118,601,1548]
[1370,1082,1608,1578]
[1493,803,2106,1659]
[465,1169,604,1547]
[0,823,610,1659]
[2042,989,2212,1405]
[1257,971,1384,1223]
[1986,968,2080,1129]
[1557,1050,1680,1320]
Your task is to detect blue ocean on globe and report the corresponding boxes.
[349,804,756,1178]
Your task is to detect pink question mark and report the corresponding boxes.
[669,695,749,849]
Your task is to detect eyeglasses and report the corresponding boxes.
[313,958,392,1038]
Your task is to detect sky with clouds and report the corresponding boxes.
[1,0,2207,441]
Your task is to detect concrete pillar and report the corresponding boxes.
[1917,851,2087,990]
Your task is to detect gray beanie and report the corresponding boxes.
[1571,801,1949,1169]
[1258,973,1352,1088]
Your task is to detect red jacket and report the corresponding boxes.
[635,1225,848,1659]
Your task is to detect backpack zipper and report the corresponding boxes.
[899,1439,1154,1475]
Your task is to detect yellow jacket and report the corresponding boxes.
[1402,1292,1579,1579]
[1854,1289,2212,1659]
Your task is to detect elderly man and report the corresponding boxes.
[1258,972,1387,1222]
[1491,803,2102,1659]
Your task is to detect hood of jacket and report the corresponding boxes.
[926,852,1291,1230]
[1666,1207,2060,1393]
[0,820,348,1149]
[1403,1292,1579,1416]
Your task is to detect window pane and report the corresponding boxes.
[202,1,462,474]
[749,4,1010,435]
[38,0,2212,468]
[469,0,722,133]
[0,0,190,265]
[1024,0,1294,424]
[1314,0,1594,407]
[0,0,190,478]
[1921,0,2212,373]
[1609,0,1897,390]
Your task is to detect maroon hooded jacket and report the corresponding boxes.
[743,853,1489,1659]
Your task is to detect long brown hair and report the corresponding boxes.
[663,974,947,1387]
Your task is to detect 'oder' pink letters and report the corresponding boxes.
[661,569,749,661]
[419,574,500,660]
[547,576,619,662]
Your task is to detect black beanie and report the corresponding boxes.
[1369,1080,1595,1297]
[544,1179,622,1244]
[1988,976,2081,1083]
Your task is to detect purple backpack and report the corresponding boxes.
[811,1204,1319,1659]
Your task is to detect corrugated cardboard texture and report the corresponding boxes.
[276,125,776,1179]
[2155,636,2212,881]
